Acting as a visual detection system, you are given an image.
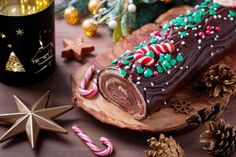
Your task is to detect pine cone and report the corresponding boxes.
[200,119,236,156]
[202,64,236,98]
[145,134,185,157]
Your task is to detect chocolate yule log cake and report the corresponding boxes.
[98,0,236,120]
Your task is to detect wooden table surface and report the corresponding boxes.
[0,6,236,157]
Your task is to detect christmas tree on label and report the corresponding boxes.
[6,52,26,72]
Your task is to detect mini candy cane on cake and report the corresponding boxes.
[134,43,175,66]
[72,125,114,156]
[79,65,98,97]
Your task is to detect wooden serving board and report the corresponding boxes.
[71,6,236,133]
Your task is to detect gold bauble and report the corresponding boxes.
[64,6,80,25]
[160,0,172,3]
[82,19,98,37]
[88,0,103,14]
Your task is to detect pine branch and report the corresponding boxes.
[55,0,69,19]
[134,1,166,29]
[55,0,89,19]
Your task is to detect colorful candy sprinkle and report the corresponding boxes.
[176,54,184,62]
[122,60,129,65]
[215,27,221,32]
[126,55,134,60]
[229,10,236,17]
[144,69,153,78]
[112,59,118,65]
[119,69,127,76]
[136,66,144,74]
[118,61,123,67]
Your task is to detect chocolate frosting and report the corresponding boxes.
[98,1,236,119]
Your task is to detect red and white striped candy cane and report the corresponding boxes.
[133,53,155,66]
[134,43,175,66]
[72,125,114,157]
[79,65,98,97]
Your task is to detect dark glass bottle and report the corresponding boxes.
[0,0,55,85]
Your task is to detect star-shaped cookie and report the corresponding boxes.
[0,91,73,149]
[62,38,95,61]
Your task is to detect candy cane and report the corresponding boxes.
[79,65,98,97]
[72,125,114,157]
[134,43,175,66]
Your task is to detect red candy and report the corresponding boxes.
[165,32,169,38]
[215,27,221,32]
[207,26,212,31]
[198,32,205,38]
[154,71,158,76]
[118,61,123,67]
[206,30,211,35]
[154,31,160,37]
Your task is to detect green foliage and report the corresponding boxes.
[112,17,123,42]
[55,0,202,42]
[135,2,166,29]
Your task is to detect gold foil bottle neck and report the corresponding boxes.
[0,0,52,16]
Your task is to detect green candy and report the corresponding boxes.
[144,69,153,78]
[162,65,168,72]
[122,60,129,65]
[162,60,171,69]
[194,16,202,23]
[170,59,176,66]
[164,54,171,61]
[199,4,207,8]
[126,55,134,60]
[134,43,146,50]
[119,69,127,77]
[120,53,125,58]
[213,2,220,8]
[229,10,236,17]
[176,54,184,62]
[112,59,118,65]
[145,51,155,58]
[136,66,144,74]
[203,0,210,4]
[157,65,164,73]
[166,40,171,43]
[150,38,158,44]
[208,6,214,9]
[180,21,187,27]
[187,24,195,29]
[159,54,165,62]
[134,47,139,51]
[178,32,188,37]
[162,23,170,30]
[209,10,216,16]
[186,16,194,22]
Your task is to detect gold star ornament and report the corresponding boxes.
[0,91,73,149]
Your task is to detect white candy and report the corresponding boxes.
[108,20,117,29]
[128,4,136,13]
